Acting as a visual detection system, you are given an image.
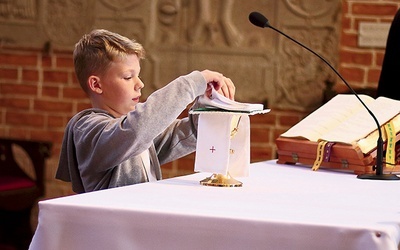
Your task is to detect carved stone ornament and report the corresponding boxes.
[0,0,341,110]
[43,0,96,46]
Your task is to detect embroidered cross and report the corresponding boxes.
[209,146,216,153]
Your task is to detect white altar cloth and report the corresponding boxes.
[29,160,400,250]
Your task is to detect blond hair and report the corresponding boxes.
[73,29,145,93]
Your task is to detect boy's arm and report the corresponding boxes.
[69,71,207,172]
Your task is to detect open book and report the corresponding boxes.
[195,87,267,113]
[280,94,400,154]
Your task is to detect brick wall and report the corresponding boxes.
[0,49,91,196]
[338,0,400,92]
[1,0,400,199]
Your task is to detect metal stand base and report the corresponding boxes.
[357,173,400,180]
[200,173,242,187]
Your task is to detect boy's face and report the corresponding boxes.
[97,54,143,117]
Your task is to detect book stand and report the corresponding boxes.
[191,109,269,187]
[199,172,243,187]
[192,110,248,187]
[276,135,400,174]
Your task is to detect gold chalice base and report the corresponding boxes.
[200,173,242,187]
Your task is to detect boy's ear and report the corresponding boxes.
[88,76,102,94]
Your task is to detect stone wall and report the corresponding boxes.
[1,0,342,109]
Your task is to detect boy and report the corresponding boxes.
[56,29,236,193]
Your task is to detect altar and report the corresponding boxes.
[29,160,400,250]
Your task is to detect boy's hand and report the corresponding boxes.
[201,70,235,100]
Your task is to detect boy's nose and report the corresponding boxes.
[135,78,144,90]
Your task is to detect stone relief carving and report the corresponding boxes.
[43,0,94,45]
[276,28,337,110]
[43,0,96,46]
[153,0,181,44]
[0,0,340,111]
[273,0,340,110]
[187,0,242,47]
[0,0,37,46]
[0,0,36,22]
[284,0,337,19]
[145,0,276,102]
[99,0,143,11]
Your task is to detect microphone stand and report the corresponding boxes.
[256,15,399,180]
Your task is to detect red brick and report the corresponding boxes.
[0,97,30,109]
[352,3,398,16]
[56,56,74,68]
[367,69,381,83]
[376,51,385,66]
[0,83,37,95]
[42,55,53,68]
[340,50,372,66]
[250,112,276,125]
[0,54,37,66]
[6,112,45,127]
[53,49,73,56]
[250,127,270,143]
[43,70,69,83]
[71,73,79,85]
[342,1,349,15]
[341,16,351,30]
[381,16,398,23]
[34,100,73,113]
[63,86,87,99]
[8,128,30,138]
[47,115,66,128]
[278,114,303,127]
[42,86,60,98]
[339,67,364,82]
[340,33,358,48]
[0,68,18,80]
[22,69,39,82]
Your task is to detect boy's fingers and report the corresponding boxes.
[217,77,235,100]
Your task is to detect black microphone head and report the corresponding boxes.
[249,12,270,28]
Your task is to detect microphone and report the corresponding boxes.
[249,11,399,180]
